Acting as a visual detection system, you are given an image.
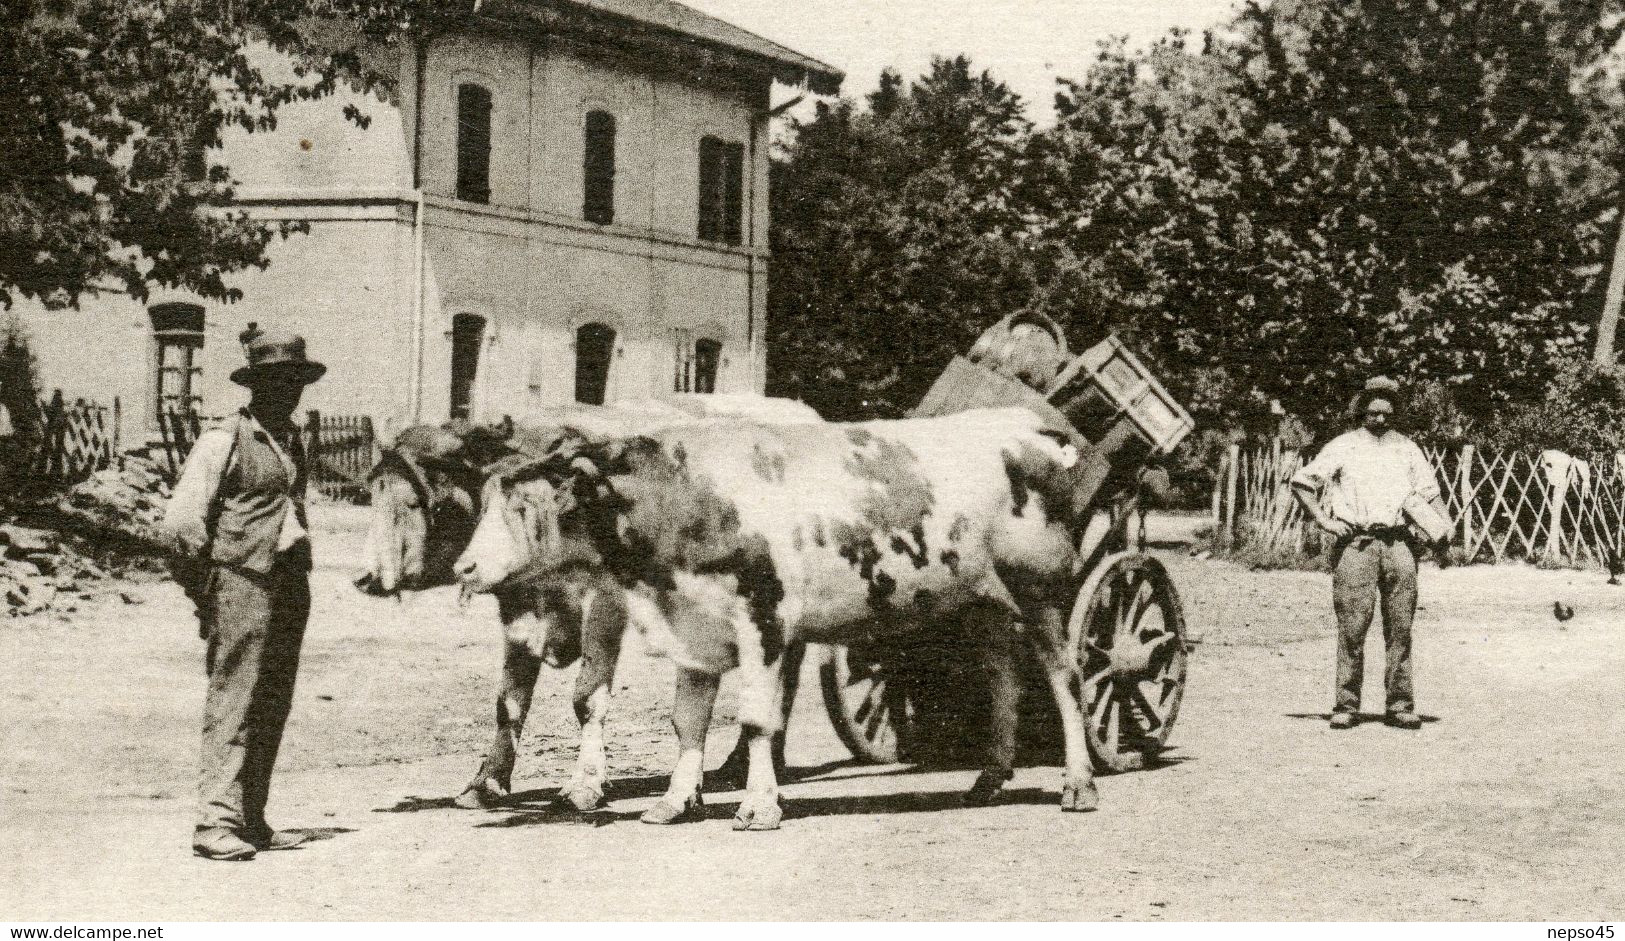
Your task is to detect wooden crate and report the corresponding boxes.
[1048,336,1194,456]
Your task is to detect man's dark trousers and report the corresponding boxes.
[1331,535,1416,716]
[198,558,309,833]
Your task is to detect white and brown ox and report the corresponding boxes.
[455,407,1107,830]
[356,397,820,811]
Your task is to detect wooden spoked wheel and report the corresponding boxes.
[1069,552,1189,773]
[820,640,920,764]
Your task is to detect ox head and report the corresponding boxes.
[453,434,633,593]
[355,420,513,596]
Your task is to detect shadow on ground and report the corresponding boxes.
[1283,711,1442,726]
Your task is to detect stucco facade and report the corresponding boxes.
[9,0,839,442]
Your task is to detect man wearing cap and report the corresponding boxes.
[1290,377,1441,732]
[162,326,325,861]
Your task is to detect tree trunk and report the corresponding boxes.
[1593,212,1625,366]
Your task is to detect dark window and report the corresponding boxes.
[449,313,485,420]
[693,337,722,394]
[673,330,723,393]
[456,83,492,204]
[698,136,745,245]
[575,323,615,405]
[149,303,204,419]
[583,110,616,225]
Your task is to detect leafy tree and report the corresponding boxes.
[0,0,466,311]
[767,56,1038,420]
[1031,0,1625,431]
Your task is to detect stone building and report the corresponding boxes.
[10,0,840,440]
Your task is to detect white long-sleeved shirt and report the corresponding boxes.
[160,415,308,558]
[1290,428,1442,529]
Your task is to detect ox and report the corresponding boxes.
[455,407,1104,830]
[356,397,821,811]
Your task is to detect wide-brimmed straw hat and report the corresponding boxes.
[230,329,326,387]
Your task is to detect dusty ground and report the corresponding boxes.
[2,508,1622,921]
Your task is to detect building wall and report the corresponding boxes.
[9,208,415,439]
[14,24,778,443]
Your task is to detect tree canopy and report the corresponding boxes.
[0,0,460,311]
[770,0,1625,441]
[768,56,1041,420]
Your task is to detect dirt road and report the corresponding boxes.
[3,509,1622,920]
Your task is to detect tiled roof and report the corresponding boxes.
[537,0,843,93]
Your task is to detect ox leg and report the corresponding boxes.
[733,724,784,831]
[966,618,1020,806]
[456,636,541,809]
[563,594,623,812]
[713,640,803,788]
[1025,605,1098,812]
[641,667,718,825]
[731,640,790,832]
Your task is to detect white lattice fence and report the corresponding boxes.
[1214,441,1625,570]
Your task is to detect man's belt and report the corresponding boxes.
[1348,523,1410,546]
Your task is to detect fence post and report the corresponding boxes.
[1545,457,1569,563]
[112,396,122,469]
[304,410,321,493]
[1223,442,1241,551]
[1457,444,1475,552]
[1211,448,1226,536]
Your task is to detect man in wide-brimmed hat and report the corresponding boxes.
[162,325,325,861]
[1290,376,1443,732]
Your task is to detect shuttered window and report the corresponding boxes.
[449,313,485,420]
[698,135,745,245]
[456,83,492,204]
[583,110,616,225]
[575,323,616,405]
[673,330,723,394]
[150,304,204,420]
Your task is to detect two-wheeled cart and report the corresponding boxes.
[820,312,1197,773]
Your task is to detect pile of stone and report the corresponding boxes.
[0,523,126,617]
[2,455,173,617]
[53,455,173,547]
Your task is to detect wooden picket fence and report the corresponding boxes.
[302,411,377,504]
[155,408,377,505]
[1213,441,1625,570]
[158,407,203,483]
[29,391,121,484]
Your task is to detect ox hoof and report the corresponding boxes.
[562,784,606,813]
[1060,778,1099,813]
[640,794,704,825]
[963,769,1013,807]
[453,780,509,810]
[732,794,784,832]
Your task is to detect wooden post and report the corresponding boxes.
[1546,456,1569,563]
[112,396,122,469]
[1223,442,1241,551]
[1210,448,1226,535]
[1457,444,1475,553]
[305,410,321,497]
[1595,212,1625,366]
